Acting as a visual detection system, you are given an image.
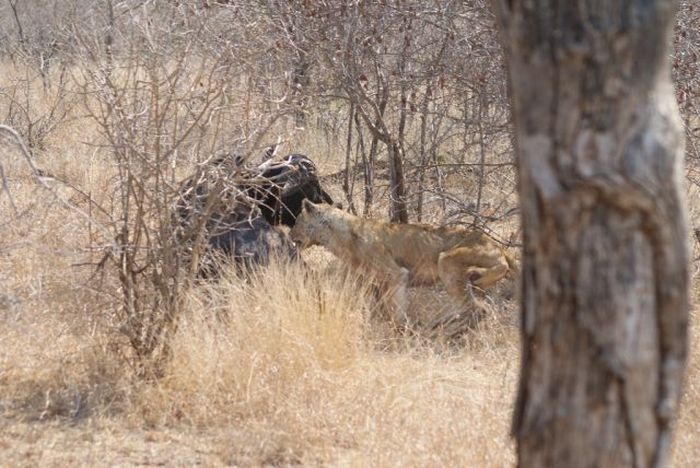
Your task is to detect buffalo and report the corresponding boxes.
[174,149,335,276]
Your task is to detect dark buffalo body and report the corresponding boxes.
[199,204,299,276]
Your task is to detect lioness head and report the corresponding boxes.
[290,199,331,248]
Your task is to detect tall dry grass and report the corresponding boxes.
[1,246,518,465]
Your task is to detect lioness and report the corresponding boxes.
[290,200,517,327]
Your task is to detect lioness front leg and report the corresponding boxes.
[380,267,411,328]
[362,253,411,328]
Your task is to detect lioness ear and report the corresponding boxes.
[303,199,319,214]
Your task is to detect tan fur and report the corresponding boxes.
[290,201,517,327]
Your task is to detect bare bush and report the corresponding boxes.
[64,2,295,370]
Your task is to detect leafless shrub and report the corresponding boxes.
[675,1,700,167]
[253,1,516,230]
[62,2,300,373]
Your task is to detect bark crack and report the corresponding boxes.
[618,376,640,468]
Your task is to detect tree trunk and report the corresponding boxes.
[388,141,408,223]
[292,50,310,128]
[416,83,432,222]
[343,103,357,214]
[356,111,375,217]
[492,1,689,466]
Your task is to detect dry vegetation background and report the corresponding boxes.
[0,1,699,466]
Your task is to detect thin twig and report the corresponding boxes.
[0,155,18,215]
[0,124,115,244]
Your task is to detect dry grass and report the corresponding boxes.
[1,66,699,467]
[0,246,518,466]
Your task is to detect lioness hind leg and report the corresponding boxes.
[435,246,509,330]
[438,246,510,292]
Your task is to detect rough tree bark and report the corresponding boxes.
[492,1,689,466]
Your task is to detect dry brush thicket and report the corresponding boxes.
[0,1,699,465]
